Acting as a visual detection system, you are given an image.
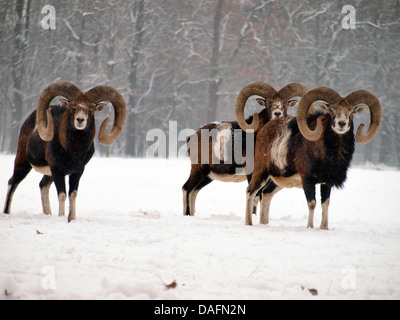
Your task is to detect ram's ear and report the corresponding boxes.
[315,102,330,112]
[354,104,368,114]
[256,98,266,107]
[59,98,70,108]
[94,103,107,112]
[256,98,271,108]
[287,100,298,108]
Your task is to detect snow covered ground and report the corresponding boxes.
[1,154,399,300]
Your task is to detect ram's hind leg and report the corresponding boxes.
[40,176,53,215]
[191,176,212,215]
[252,193,260,215]
[182,166,210,216]
[3,162,32,214]
[246,175,269,226]
[259,179,282,225]
[250,176,260,215]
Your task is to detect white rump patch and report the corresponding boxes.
[271,174,302,189]
[208,172,247,183]
[58,193,66,217]
[32,165,52,176]
[270,127,291,171]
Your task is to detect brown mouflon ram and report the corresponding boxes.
[239,86,381,229]
[182,82,309,216]
[3,81,126,222]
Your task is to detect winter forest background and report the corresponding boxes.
[0,0,399,166]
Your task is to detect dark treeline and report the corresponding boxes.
[1,0,399,166]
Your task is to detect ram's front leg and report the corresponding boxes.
[52,171,67,218]
[39,175,53,215]
[320,184,332,230]
[303,178,316,229]
[68,171,83,223]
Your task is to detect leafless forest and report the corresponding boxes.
[1,0,399,166]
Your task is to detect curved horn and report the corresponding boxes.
[297,86,342,141]
[277,82,309,102]
[235,82,277,133]
[345,90,381,145]
[37,81,82,141]
[85,86,127,146]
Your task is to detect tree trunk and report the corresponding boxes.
[9,0,30,153]
[76,12,86,86]
[126,0,145,157]
[0,98,7,152]
[207,0,223,123]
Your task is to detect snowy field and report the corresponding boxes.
[0,154,400,300]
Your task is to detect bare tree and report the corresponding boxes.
[9,0,31,153]
[0,0,399,166]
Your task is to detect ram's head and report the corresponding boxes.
[297,86,381,144]
[36,81,127,146]
[235,82,309,132]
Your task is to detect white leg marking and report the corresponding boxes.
[189,189,200,217]
[321,199,330,230]
[245,191,254,226]
[246,179,268,226]
[68,191,77,223]
[307,200,316,229]
[259,195,271,225]
[182,188,188,216]
[3,184,14,214]
[58,193,66,217]
[259,187,282,225]
[253,195,260,214]
[6,184,11,196]
[41,184,52,215]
